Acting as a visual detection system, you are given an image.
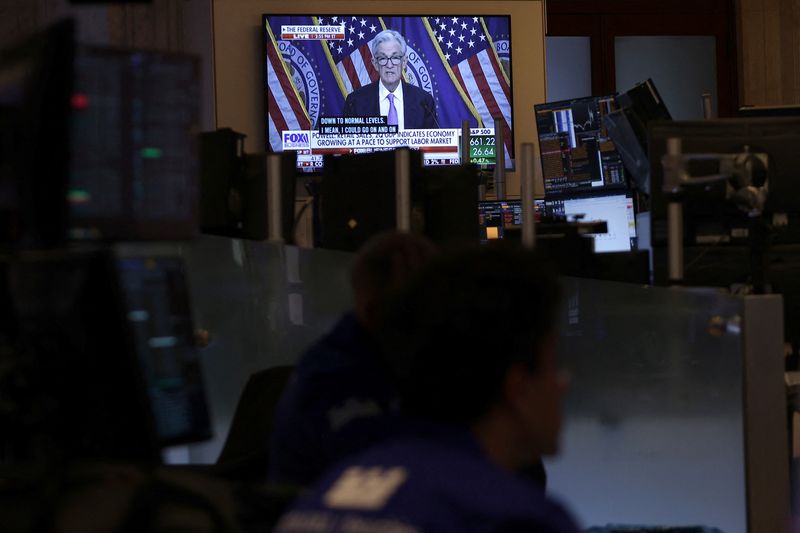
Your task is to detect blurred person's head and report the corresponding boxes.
[350,231,437,332]
[371,30,408,92]
[380,245,567,469]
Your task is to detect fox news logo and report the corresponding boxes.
[282,131,310,150]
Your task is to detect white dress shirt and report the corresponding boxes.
[378,81,405,131]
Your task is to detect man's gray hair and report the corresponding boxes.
[371,29,407,57]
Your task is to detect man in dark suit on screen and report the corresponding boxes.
[343,29,438,130]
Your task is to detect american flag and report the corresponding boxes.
[319,15,383,96]
[428,16,513,158]
[265,22,310,151]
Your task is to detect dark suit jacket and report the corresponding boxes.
[343,80,438,129]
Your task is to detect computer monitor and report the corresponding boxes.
[68,46,201,241]
[739,104,800,118]
[648,118,800,356]
[116,255,213,446]
[318,149,479,251]
[264,14,515,171]
[648,117,800,247]
[0,19,74,249]
[546,192,637,253]
[602,78,671,195]
[535,94,627,196]
[478,198,545,242]
[199,129,298,242]
[616,78,671,123]
[1,249,212,464]
[3,249,160,464]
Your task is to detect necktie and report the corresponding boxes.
[387,93,398,126]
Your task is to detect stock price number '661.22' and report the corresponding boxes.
[469,135,496,165]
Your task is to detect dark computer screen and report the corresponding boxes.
[1,250,213,463]
[319,150,421,251]
[199,129,298,242]
[535,94,627,196]
[318,149,479,250]
[68,46,201,241]
[117,256,213,446]
[648,117,800,247]
[603,78,671,195]
[0,19,74,249]
[739,105,800,118]
[3,249,160,464]
[616,78,671,124]
[647,118,800,356]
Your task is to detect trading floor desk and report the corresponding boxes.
[130,236,788,532]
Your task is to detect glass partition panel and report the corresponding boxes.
[114,240,772,531]
[116,236,355,463]
[547,277,746,532]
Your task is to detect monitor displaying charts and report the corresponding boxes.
[535,94,627,196]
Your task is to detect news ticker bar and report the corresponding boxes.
[296,153,463,168]
[281,128,496,163]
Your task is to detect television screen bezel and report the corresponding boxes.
[213,0,546,197]
[261,12,517,173]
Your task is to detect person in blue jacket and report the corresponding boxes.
[274,245,581,532]
[268,232,438,487]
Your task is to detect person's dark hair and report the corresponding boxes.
[379,245,561,425]
[349,232,438,329]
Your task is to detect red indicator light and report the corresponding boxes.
[71,93,89,110]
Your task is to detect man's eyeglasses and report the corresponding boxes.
[375,55,404,66]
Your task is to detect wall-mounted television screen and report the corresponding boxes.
[263,14,514,171]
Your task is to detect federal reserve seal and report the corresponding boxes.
[277,41,321,127]
[493,39,511,80]
[403,44,435,98]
